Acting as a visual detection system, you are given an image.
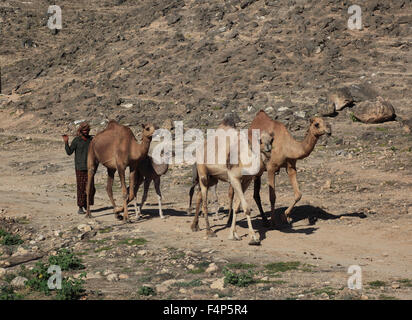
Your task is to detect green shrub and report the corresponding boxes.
[223,268,254,287]
[0,228,23,245]
[48,248,85,271]
[0,285,23,300]
[56,273,86,300]
[138,286,156,296]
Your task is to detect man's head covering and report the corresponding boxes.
[77,121,90,136]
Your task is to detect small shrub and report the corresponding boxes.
[0,285,23,300]
[138,286,156,296]
[264,261,300,273]
[223,268,254,287]
[56,274,86,300]
[0,228,23,245]
[172,279,203,288]
[118,238,147,246]
[26,262,51,295]
[48,248,85,271]
[226,263,256,270]
[368,280,386,288]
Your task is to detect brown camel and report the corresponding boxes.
[227,110,331,228]
[191,118,274,245]
[85,120,155,222]
[131,155,169,219]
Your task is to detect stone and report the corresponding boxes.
[353,97,396,123]
[210,278,225,291]
[0,268,6,279]
[35,234,45,241]
[329,88,354,111]
[119,274,129,280]
[77,224,92,233]
[206,263,218,274]
[11,276,28,288]
[107,273,119,282]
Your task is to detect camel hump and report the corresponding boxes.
[106,119,119,129]
[149,156,169,176]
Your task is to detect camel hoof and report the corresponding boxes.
[248,239,261,246]
[207,231,217,238]
[115,207,124,214]
[228,234,241,241]
[191,225,200,232]
[115,214,123,221]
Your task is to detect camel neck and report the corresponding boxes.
[130,135,152,160]
[299,130,318,159]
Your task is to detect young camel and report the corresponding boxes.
[191,119,274,245]
[86,120,155,222]
[227,110,331,228]
[131,155,169,219]
[187,163,220,217]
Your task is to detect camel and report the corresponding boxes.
[227,110,331,228]
[85,120,156,222]
[190,118,274,245]
[188,163,220,218]
[131,155,169,219]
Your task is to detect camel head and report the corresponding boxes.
[141,123,156,139]
[309,117,332,137]
[259,131,274,155]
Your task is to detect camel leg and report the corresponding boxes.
[86,165,97,218]
[226,185,234,227]
[253,175,270,227]
[139,177,151,216]
[211,184,220,219]
[199,178,215,237]
[153,177,164,219]
[117,167,130,222]
[134,174,143,219]
[187,183,196,215]
[190,189,202,232]
[268,168,288,227]
[227,176,252,242]
[284,160,302,224]
[106,168,122,217]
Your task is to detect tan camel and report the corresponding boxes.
[227,110,331,228]
[85,120,155,222]
[131,155,169,219]
[191,118,274,245]
[188,163,220,218]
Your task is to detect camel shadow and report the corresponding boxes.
[211,205,367,241]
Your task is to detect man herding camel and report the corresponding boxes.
[62,122,95,214]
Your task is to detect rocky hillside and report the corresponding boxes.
[1,0,411,133]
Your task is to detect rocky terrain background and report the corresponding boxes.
[0,0,411,301]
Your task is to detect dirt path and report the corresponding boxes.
[1,112,411,300]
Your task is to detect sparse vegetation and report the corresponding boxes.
[223,268,255,287]
[118,238,147,246]
[138,286,156,296]
[0,228,23,245]
[264,262,301,273]
[368,280,386,288]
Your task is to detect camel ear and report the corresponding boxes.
[310,117,315,124]
[141,123,145,129]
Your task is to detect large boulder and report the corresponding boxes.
[328,88,354,111]
[353,97,396,123]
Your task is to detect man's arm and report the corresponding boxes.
[65,137,77,155]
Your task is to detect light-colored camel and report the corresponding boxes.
[86,120,155,222]
[227,110,331,228]
[191,118,274,245]
[131,155,169,219]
